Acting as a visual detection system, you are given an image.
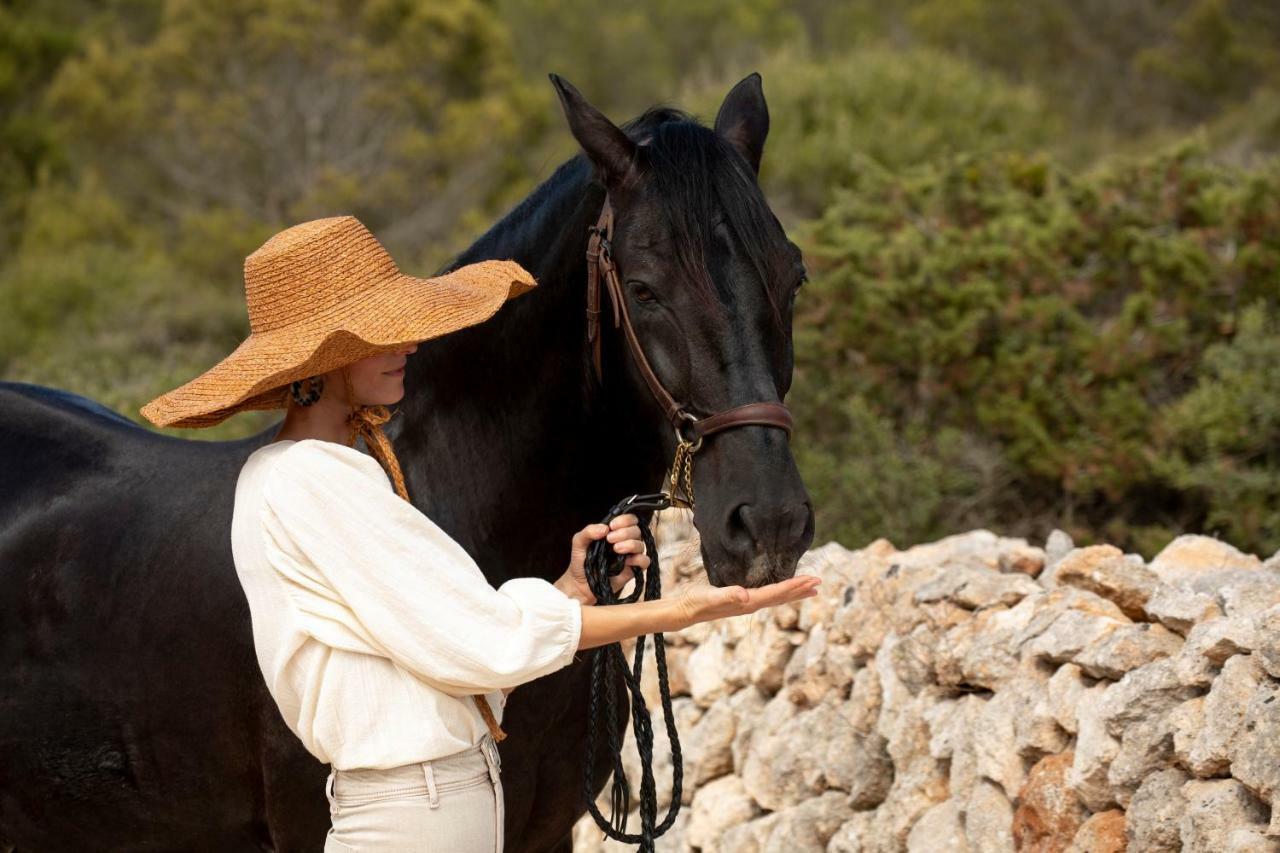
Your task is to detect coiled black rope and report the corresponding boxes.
[581,492,684,852]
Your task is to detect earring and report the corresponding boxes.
[290,375,324,406]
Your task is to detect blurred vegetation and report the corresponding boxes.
[789,141,1280,556]
[2,0,1278,555]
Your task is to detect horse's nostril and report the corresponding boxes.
[726,500,813,560]
[724,502,754,551]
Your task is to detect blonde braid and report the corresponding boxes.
[340,366,507,742]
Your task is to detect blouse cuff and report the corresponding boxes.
[494,575,583,675]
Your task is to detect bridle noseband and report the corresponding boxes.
[585,194,793,505]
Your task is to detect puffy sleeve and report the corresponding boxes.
[258,441,582,695]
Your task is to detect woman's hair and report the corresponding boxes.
[340,365,412,502]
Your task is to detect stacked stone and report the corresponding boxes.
[571,513,1280,853]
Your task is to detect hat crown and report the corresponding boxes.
[244,216,400,334]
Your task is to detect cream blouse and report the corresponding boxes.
[229,438,583,770]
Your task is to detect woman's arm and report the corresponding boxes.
[575,574,820,650]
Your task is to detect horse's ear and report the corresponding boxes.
[713,72,769,176]
[548,73,638,189]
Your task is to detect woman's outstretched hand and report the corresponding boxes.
[674,574,821,630]
[556,513,651,605]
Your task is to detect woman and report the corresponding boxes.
[140,216,820,852]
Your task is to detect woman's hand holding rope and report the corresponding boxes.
[557,513,649,605]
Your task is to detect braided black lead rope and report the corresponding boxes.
[582,492,684,852]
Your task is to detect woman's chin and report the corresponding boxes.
[378,381,406,404]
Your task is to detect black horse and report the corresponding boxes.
[0,73,813,852]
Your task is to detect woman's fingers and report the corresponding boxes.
[573,523,610,550]
[610,566,636,592]
[607,524,641,544]
[726,576,820,614]
[609,513,639,530]
[745,575,820,609]
[612,538,645,555]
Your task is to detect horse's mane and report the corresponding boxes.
[626,106,792,322]
[457,104,792,326]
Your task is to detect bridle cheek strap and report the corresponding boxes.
[585,194,794,443]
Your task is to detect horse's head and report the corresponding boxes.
[550,72,815,589]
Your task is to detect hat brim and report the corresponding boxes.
[140,259,535,429]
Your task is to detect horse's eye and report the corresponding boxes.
[630,283,656,303]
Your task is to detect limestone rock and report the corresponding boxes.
[1227,828,1280,853]
[1183,615,1257,664]
[738,697,889,812]
[999,544,1046,577]
[971,688,1027,797]
[718,790,853,853]
[1227,677,1280,834]
[1191,569,1280,619]
[925,693,984,794]
[687,633,735,707]
[1168,697,1206,777]
[1066,810,1125,853]
[914,563,1041,610]
[683,695,737,786]
[782,624,853,706]
[1013,752,1088,852]
[934,602,1030,690]
[1181,654,1262,777]
[1127,767,1189,853]
[1107,711,1177,807]
[1073,621,1183,680]
[1069,697,1121,811]
[1144,586,1223,635]
[1044,529,1076,569]
[845,664,882,735]
[906,799,969,852]
[740,617,801,694]
[1180,779,1270,851]
[1022,591,1132,672]
[1045,663,1104,735]
[1056,550,1157,619]
[1150,534,1262,588]
[827,813,876,853]
[1042,544,1123,590]
[730,688,788,776]
[686,774,758,853]
[1255,604,1280,679]
[962,778,1015,853]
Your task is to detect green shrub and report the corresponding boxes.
[792,138,1280,556]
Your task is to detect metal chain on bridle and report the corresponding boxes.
[579,193,794,850]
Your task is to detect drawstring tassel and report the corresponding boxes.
[340,367,508,744]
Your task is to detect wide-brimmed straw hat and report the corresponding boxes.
[140,214,536,429]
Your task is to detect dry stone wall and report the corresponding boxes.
[570,511,1280,852]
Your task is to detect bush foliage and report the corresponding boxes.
[791,141,1280,556]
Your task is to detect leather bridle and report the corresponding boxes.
[585,194,793,506]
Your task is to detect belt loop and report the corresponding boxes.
[422,760,440,808]
[480,733,501,784]
[481,734,505,853]
[324,769,339,817]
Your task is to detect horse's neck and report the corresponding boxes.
[396,163,659,583]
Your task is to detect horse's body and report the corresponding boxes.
[0,76,812,851]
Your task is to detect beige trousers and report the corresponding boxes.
[323,733,504,852]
